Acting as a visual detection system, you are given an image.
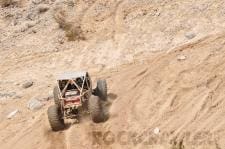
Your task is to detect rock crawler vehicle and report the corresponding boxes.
[47,71,107,131]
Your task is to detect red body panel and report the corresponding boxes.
[64,96,81,105]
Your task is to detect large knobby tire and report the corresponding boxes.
[53,86,60,105]
[88,96,104,123]
[95,79,107,101]
[47,105,65,131]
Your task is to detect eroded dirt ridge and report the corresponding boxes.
[1,0,225,149]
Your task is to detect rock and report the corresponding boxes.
[13,92,23,99]
[14,82,20,86]
[32,0,42,5]
[19,21,37,32]
[20,24,28,32]
[153,127,160,135]
[58,35,65,44]
[155,11,161,16]
[42,96,52,101]
[22,81,33,88]
[185,32,196,39]
[41,93,53,101]
[67,0,75,7]
[47,93,54,100]
[13,95,22,99]
[26,21,37,28]
[45,74,53,78]
[11,20,18,26]
[0,92,17,100]
[177,55,186,61]
[27,98,43,110]
[17,20,37,32]
[26,12,36,20]
[32,29,37,33]
[7,109,19,119]
[54,48,59,52]
[0,0,14,7]
[37,4,49,13]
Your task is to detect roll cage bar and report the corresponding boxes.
[57,73,91,98]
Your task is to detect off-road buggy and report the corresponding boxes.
[47,71,107,131]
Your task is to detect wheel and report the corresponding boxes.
[88,96,105,123]
[95,79,107,101]
[47,105,65,131]
[53,86,60,105]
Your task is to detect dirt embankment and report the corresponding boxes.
[1,0,225,149]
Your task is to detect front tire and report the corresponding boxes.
[95,79,107,101]
[53,86,60,105]
[47,105,65,131]
[88,96,104,123]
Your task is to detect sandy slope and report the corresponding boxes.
[1,0,225,149]
[1,33,225,149]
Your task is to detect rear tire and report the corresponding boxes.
[95,79,107,101]
[88,96,104,123]
[47,105,65,131]
[53,86,60,105]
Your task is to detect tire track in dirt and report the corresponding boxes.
[42,111,68,149]
[46,131,67,149]
[65,118,105,149]
[104,32,225,148]
[2,31,225,148]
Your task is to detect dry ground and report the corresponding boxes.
[0,0,225,149]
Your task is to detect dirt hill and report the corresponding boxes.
[0,0,225,149]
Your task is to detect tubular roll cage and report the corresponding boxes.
[58,75,91,100]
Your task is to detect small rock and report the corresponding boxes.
[67,0,75,7]
[20,25,28,32]
[45,74,53,78]
[32,29,37,33]
[26,12,36,20]
[0,92,16,99]
[27,98,43,110]
[177,55,186,61]
[7,109,19,119]
[54,48,59,52]
[41,93,53,101]
[43,96,52,101]
[11,20,18,26]
[14,82,20,86]
[32,0,42,5]
[48,93,54,100]
[26,21,37,28]
[13,91,23,99]
[22,81,33,88]
[73,119,79,124]
[13,95,22,99]
[185,32,196,39]
[19,21,37,32]
[37,4,49,13]
[153,127,160,135]
[58,36,65,44]
[155,11,161,16]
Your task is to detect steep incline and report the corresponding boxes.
[2,33,225,149]
[1,0,225,149]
